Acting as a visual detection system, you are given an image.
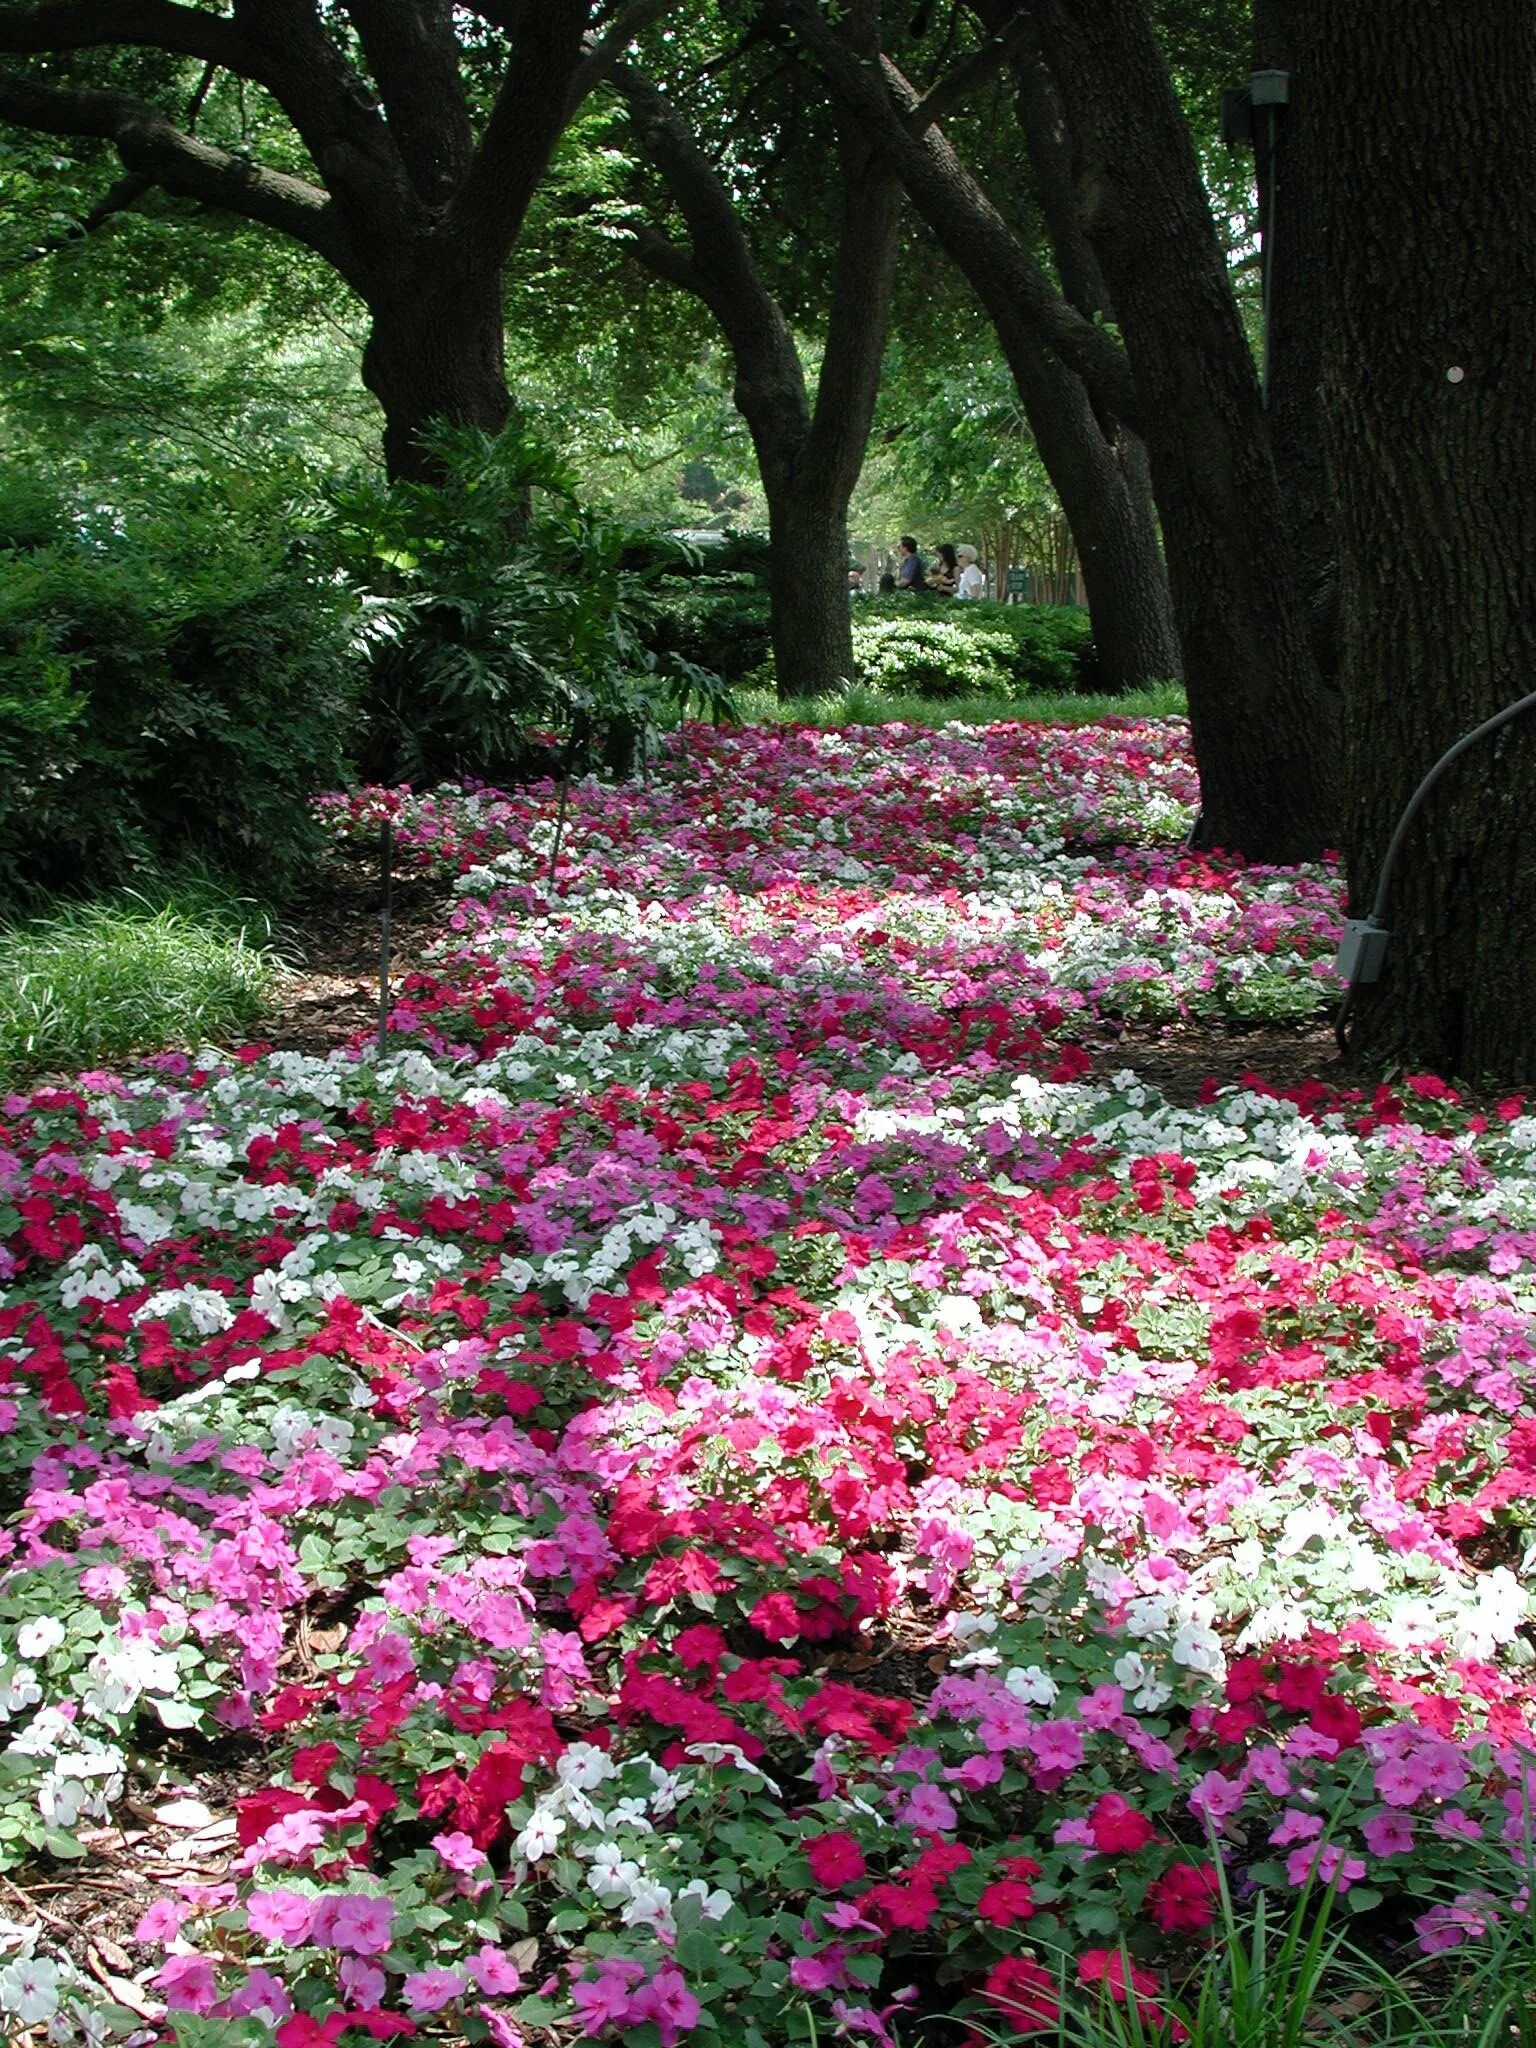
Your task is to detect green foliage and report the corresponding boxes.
[321,423,730,782]
[0,471,361,907]
[0,880,276,1081]
[727,682,1186,729]
[852,597,1096,699]
[649,574,773,684]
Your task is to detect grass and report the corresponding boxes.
[729,681,1187,728]
[0,874,279,1081]
[962,1874,1536,2048]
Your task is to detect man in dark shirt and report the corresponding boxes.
[895,535,926,590]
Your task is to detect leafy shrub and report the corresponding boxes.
[648,574,772,684]
[322,425,729,782]
[855,594,1097,698]
[853,612,1020,698]
[0,474,361,907]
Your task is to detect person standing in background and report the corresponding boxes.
[895,535,926,590]
[956,545,986,600]
[928,543,959,595]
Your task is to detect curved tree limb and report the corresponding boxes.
[907,14,1031,131]
[0,0,257,73]
[568,0,675,112]
[0,70,359,279]
[610,62,800,411]
[770,0,1140,427]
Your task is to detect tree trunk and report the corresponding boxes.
[362,266,511,480]
[1029,0,1337,860]
[1000,321,1181,691]
[763,477,857,700]
[1302,0,1536,1077]
[1252,0,1337,683]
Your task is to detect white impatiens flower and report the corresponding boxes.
[1112,1651,1172,1712]
[0,1667,42,1722]
[81,1634,178,1720]
[619,1876,675,1935]
[1171,1622,1225,1676]
[16,1618,64,1662]
[514,1806,567,1862]
[556,1743,618,1793]
[678,1878,733,1922]
[0,1952,60,2024]
[587,1844,642,1902]
[1003,1665,1059,1706]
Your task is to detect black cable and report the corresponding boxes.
[1335,687,1536,1055]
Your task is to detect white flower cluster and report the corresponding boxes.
[511,1743,736,1938]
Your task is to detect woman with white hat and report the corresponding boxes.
[955,545,987,600]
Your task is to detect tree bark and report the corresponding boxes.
[0,0,656,474]
[762,480,857,700]
[1026,0,1337,860]
[1251,0,1336,682]
[1300,0,1536,1077]
[362,266,512,479]
[1003,20,1179,686]
[1003,323,1179,690]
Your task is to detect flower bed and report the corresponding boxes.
[2,717,1534,2046]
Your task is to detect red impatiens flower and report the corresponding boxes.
[976,1875,1037,1925]
[277,2014,417,2048]
[1079,1950,1186,2038]
[983,1955,1059,2031]
[1147,1861,1221,1934]
[805,1831,867,1888]
[1088,1793,1157,1854]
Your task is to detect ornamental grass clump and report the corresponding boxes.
[0,889,274,1080]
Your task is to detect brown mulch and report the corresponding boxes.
[5,1748,274,2027]
[260,840,459,1056]
[1084,1015,1347,1105]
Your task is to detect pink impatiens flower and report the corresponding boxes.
[431,1830,484,1874]
[1363,1812,1414,1857]
[402,1968,466,2013]
[245,1890,315,1945]
[310,1892,395,1957]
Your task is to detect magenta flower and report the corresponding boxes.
[155,1954,220,2015]
[402,1967,467,2013]
[898,1782,957,1832]
[1364,1813,1414,1857]
[338,1958,387,2008]
[466,1944,523,1995]
[245,1890,314,1945]
[633,1966,702,2046]
[310,1892,395,1957]
[431,1830,484,1873]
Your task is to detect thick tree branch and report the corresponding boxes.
[0,0,258,74]
[0,71,358,279]
[230,0,415,243]
[803,127,900,494]
[611,66,798,391]
[343,0,473,204]
[628,220,708,297]
[907,15,1031,132]
[567,0,674,112]
[449,0,591,268]
[772,0,1140,426]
